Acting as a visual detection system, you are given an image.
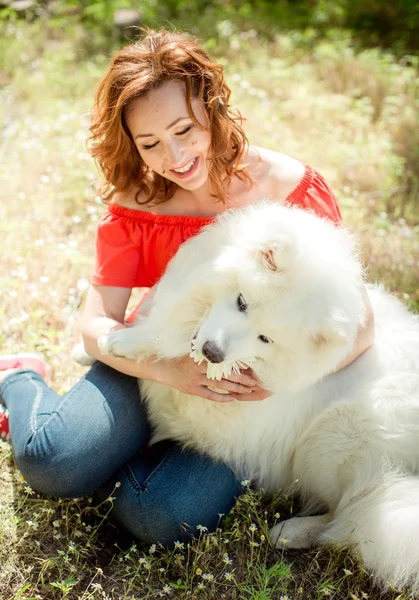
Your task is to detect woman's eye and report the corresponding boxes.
[141,141,159,150]
[258,335,272,344]
[237,294,248,312]
[176,125,193,136]
[141,126,192,150]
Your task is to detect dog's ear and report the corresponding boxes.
[259,248,278,272]
[258,235,294,273]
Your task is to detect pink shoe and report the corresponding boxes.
[0,353,46,378]
[0,407,9,441]
[0,353,47,441]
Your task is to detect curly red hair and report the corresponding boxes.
[88,28,252,205]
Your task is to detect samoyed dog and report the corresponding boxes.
[97,202,419,592]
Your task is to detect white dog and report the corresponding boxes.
[97,202,419,593]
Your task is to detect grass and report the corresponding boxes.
[0,13,418,600]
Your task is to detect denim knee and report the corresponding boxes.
[14,434,104,498]
[97,441,242,545]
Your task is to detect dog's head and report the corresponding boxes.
[192,203,365,392]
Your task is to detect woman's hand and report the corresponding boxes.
[153,356,271,403]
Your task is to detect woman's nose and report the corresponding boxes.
[163,141,183,165]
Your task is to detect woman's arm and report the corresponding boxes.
[81,285,257,400]
[81,284,161,380]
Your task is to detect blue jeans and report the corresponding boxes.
[0,362,242,544]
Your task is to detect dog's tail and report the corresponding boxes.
[320,469,419,593]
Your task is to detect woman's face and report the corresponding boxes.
[125,80,212,190]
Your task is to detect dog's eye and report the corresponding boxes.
[258,335,273,344]
[237,293,248,312]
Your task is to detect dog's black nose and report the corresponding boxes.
[202,341,225,363]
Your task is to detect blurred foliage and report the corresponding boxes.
[1,0,419,54]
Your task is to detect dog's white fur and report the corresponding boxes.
[97,203,419,592]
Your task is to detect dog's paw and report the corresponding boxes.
[269,515,329,550]
[97,333,113,357]
[98,329,145,360]
[98,331,128,358]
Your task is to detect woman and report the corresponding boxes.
[0,29,374,544]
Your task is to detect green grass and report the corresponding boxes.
[0,14,418,600]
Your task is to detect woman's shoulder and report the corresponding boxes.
[110,187,151,212]
[247,146,306,200]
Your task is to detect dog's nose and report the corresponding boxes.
[202,341,225,363]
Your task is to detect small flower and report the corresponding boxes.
[174,554,184,564]
[248,523,257,532]
[196,524,208,533]
[26,520,39,529]
[280,538,288,545]
[85,524,92,532]
[115,481,121,488]
[223,538,230,544]
[274,512,280,519]
[174,540,184,550]
[162,584,172,595]
[224,572,234,580]
[222,555,232,565]
[343,568,353,576]
[249,541,260,547]
[280,596,290,600]
[361,594,369,599]
[195,567,202,576]
[96,567,103,575]
[196,583,205,591]
[260,534,266,541]
[139,557,146,564]
[202,573,214,581]
[74,530,83,537]
[241,479,251,487]
[91,583,102,592]
[144,561,151,570]
[53,520,61,528]
[149,544,157,554]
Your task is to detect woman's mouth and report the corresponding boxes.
[169,156,199,179]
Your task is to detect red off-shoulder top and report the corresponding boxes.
[91,165,342,289]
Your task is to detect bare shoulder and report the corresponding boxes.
[249,146,306,200]
[110,187,150,211]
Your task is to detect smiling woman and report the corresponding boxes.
[88,29,252,206]
[125,81,212,189]
[0,27,374,547]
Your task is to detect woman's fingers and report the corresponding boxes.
[214,379,255,394]
[225,371,257,387]
[233,385,272,402]
[198,385,236,403]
